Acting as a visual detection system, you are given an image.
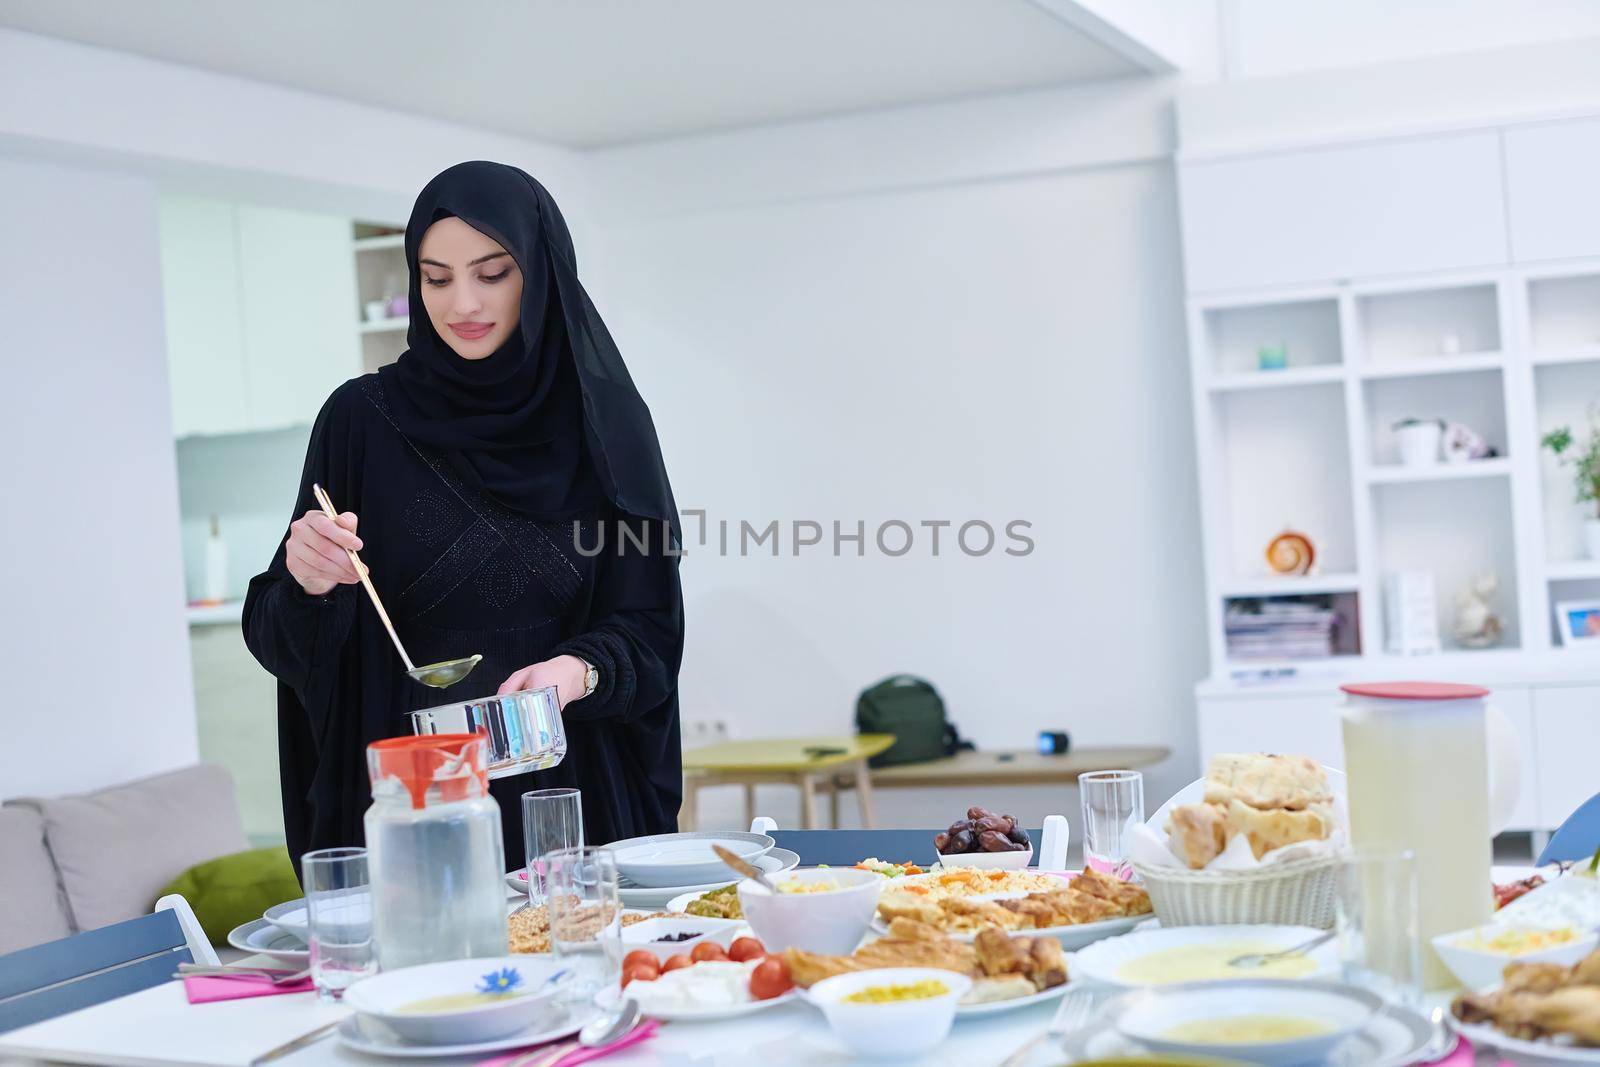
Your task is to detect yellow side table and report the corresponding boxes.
[680,734,895,831]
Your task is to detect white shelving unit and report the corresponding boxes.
[353,222,409,373]
[1188,264,1600,682]
[1175,109,1600,834]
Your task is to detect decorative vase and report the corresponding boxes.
[1583,519,1600,561]
[1396,422,1442,468]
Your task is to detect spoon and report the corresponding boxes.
[714,843,778,892]
[1228,929,1336,969]
[309,484,480,689]
[505,998,642,1067]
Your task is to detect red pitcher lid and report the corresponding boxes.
[367,733,488,810]
[1340,680,1489,701]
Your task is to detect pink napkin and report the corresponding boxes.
[477,1018,659,1067]
[1423,1036,1510,1067]
[182,973,315,1004]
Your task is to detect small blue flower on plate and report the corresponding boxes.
[476,967,524,995]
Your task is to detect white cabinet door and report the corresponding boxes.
[1533,685,1600,830]
[158,195,248,436]
[236,206,361,431]
[1179,132,1509,293]
[1196,693,1344,769]
[1505,117,1600,263]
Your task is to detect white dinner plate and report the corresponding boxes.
[335,1000,599,1058]
[626,987,801,1022]
[607,831,774,888]
[506,847,800,903]
[1070,924,1337,988]
[620,847,799,910]
[870,900,1149,952]
[261,898,310,940]
[1072,999,1440,1067]
[225,918,308,965]
[955,981,1071,1017]
[1451,1009,1600,1062]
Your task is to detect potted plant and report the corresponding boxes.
[1543,413,1600,560]
[1393,417,1443,468]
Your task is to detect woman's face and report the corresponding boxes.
[417,216,523,359]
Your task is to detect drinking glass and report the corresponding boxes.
[523,788,583,905]
[1079,770,1144,878]
[545,846,621,1001]
[302,847,375,1001]
[1335,847,1421,1009]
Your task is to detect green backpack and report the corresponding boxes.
[855,675,967,768]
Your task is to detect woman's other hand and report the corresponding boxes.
[499,655,587,707]
[285,510,363,596]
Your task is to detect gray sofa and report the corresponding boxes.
[0,764,249,954]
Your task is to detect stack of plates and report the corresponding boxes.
[505,832,800,909]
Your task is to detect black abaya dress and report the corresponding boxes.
[242,374,684,870]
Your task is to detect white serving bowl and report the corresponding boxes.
[1432,923,1599,991]
[809,967,972,1057]
[737,868,880,955]
[935,846,1034,870]
[341,956,565,1045]
[620,915,746,963]
[1111,979,1381,1067]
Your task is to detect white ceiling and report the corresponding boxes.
[0,0,1143,148]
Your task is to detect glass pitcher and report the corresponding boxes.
[1339,681,1522,990]
[364,733,508,970]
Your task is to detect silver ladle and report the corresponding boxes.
[310,484,481,689]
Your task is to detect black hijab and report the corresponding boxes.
[378,161,680,543]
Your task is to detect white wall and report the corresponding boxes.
[0,155,199,795]
[588,86,1207,827]
[0,28,589,800]
[1224,0,1600,81]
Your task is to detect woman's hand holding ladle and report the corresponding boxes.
[286,509,363,596]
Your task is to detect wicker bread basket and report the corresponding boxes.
[1131,852,1340,929]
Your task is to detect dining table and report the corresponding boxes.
[0,867,1545,1067]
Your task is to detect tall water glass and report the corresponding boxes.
[1080,770,1144,878]
[523,788,583,905]
[302,847,375,1001]
[545,846,621,1001]
[1336,847,1422,1009]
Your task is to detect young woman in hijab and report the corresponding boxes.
[243,161,684,872]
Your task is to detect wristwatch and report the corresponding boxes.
[579,658,599,699]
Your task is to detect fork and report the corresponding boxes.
[175,963,312,985]
[998,986,1105,1067]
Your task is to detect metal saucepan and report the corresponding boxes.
[408,686,567,780]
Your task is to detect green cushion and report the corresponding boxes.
[159,845,300,944]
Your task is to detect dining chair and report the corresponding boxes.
[0,902,199,1032]
[1536,791,1600,866]
[749,814,1071,869]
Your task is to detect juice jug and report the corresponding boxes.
[365,733,508,970]
[1339,681,1522,989]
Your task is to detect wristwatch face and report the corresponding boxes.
[584,665,599,694]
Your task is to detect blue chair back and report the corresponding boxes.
[771,828,1038,867]
[1537,792,1600,867]
[0,909,193,1033]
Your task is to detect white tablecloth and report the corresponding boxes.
[0,977,1063,1067]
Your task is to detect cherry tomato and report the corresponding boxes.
[749,957,793,1000]
[661,954,694,973]
[727,937,766,963]
[621,961,659,988]
[690,941,728,963]
[623,949,660,972]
